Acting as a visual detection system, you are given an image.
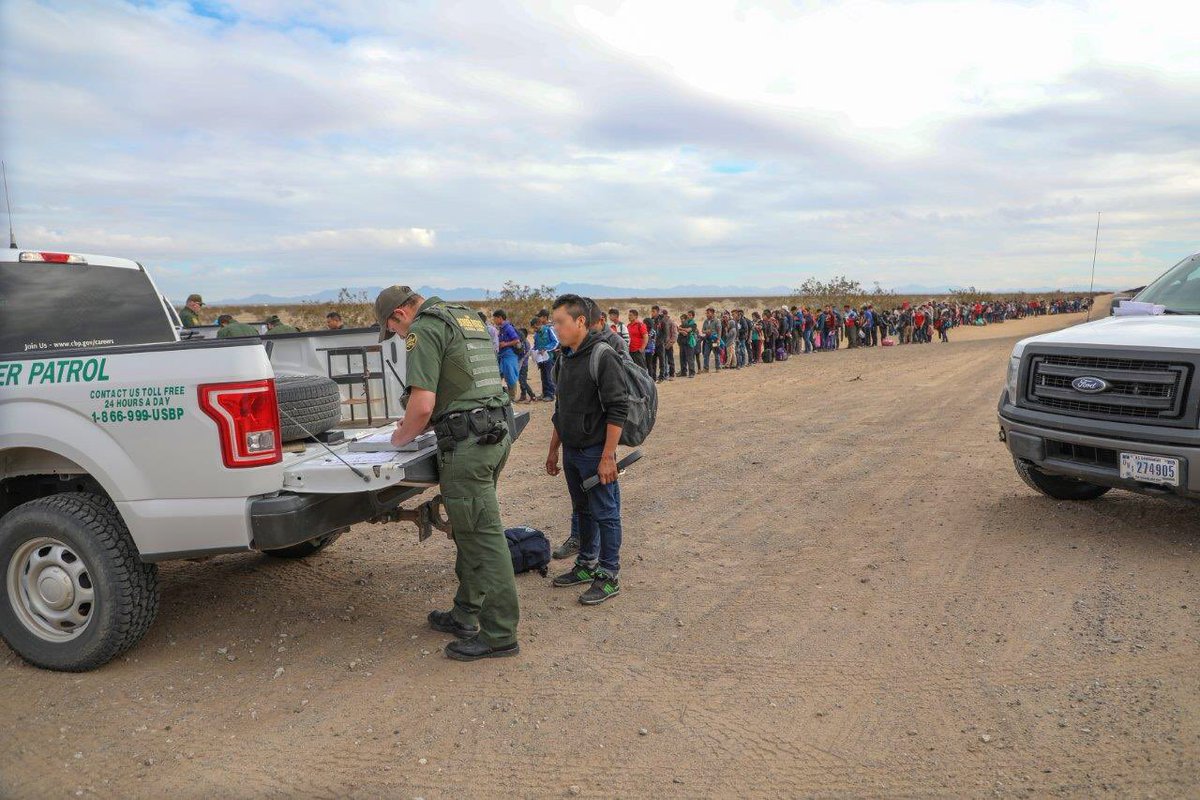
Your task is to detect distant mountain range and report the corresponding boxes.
[212,281,1114,305]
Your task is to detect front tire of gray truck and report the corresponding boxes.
[0,493,159,671]
[1012,457,1112,501]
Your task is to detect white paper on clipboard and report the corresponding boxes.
[348,430,436,453]
[340,451,400,465]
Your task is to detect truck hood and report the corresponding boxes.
[1014,314,1200,357]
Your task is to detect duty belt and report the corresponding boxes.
[433,406,512,451]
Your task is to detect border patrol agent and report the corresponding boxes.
[263,314,300,335]
[180,294,204,328]
[374,285,520,661]
[216,314,260,339]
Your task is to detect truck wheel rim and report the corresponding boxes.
[7,537,94,641]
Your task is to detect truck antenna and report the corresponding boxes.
[1086,211,1100,322]
[2,161,15,249]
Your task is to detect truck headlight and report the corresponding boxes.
[1006,356,1020,403]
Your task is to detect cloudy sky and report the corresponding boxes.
[2,0,1198,299]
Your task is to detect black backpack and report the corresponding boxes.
[505,527,550,576]
[553,340,658,447]
[589,341,657,446]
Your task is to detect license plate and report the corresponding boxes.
[1119,453,1181,487]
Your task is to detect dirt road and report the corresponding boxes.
[3,304,1197,799]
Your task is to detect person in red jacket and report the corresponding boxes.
[626,309,648,372]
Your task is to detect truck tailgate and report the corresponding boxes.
[281,428,439,493]
[280,412,528,494]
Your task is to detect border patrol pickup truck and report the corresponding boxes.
[999,252,1200,502]
[0,248,522,671]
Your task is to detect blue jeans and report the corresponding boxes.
[735,340,747,367]
[702,339,720,370]
[678,342,695,376]
[562,442,622,576]
[498,351,520,389]
[803,329,814,352]
[537,359,556,399]
[518,363,535,399]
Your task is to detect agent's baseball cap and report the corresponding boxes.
[187,293,204,305]
[374,285,417,341]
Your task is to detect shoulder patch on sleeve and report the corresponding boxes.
[405,332,417,352]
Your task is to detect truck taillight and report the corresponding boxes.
[198,380,282,468]
[19,251,88,264]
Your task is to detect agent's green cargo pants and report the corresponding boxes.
[438,432,518,647]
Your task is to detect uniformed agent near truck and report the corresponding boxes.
[179,293,205,328]
[374,285,521,661]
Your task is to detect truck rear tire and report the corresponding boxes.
[1013,457,1111,501]
[0,493,159,671]
[275,374,342,442]
[262,530,343,559]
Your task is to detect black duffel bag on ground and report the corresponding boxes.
[505,526,551,577]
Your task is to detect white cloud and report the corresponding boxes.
[682,217,738,245]
[274,227,436,250]
[24,226,179,253]
[458,239,632,259]
[572,0,1195,146]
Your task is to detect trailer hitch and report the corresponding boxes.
[372,494,453,541]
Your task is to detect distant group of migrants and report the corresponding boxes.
[495,296,1094,400]
[175,290,1093,403]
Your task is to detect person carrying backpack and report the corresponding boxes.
[843,305,858,349]
[546,294,632,605]
[532,310,559,401]
[733,309,750,368]
[802,307,816,353]
[492,309,523,401]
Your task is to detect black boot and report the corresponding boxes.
[427,610,479,639]
[444,637,520,661]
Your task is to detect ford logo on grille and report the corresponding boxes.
[1071,376,1110,394]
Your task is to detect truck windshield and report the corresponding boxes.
[1135,254,1200,313]
[0,262,177,356]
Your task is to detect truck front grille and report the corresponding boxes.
[1025,354,1191,424]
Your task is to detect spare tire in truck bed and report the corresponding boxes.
[274,375,342,442]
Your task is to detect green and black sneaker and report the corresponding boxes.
[551,563,595,588]
[579,572,620,605]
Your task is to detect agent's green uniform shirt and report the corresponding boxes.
[404,297,518,647]
[217,322,260,338]
[405,297,507,423]
[263,323,300,336]
[179,307,201,328]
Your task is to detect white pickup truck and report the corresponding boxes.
[0,248,524,671]
[999,252,1200,502]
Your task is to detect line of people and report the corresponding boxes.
[492,297,1094,393]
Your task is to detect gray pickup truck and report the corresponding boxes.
[0,248,523,671]
[999,252,1200,501]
